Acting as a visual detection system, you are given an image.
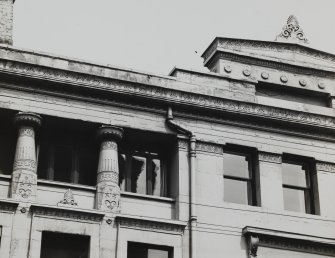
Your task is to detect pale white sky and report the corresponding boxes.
[13,0,335,75]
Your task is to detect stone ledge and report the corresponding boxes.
[30,203,105,223]
[243,226,335,256]
[116,214,187,235]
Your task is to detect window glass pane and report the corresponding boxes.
[78,149,97,186]
[37,144,49,179]
[54,146,72,183]
[282,162,307,187]
[152,159,161,196]
[283,187,306,213]
[131,156,146,194]
[224,178,249,204]
[119,154,126,191]
[148,249,169,258]
[223,152,250,178]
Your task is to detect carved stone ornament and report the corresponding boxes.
[275,15,309,44]
[316,161,335,173]
[249,235,259,257]
[96,183,121,212]
[14,112,42,128]
[58,189,78,206]
[11,171,37,201]
[96,125,123,142]
[258,152,282,164]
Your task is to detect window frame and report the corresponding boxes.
[119,149,168,197]
[127,241,173,258]
[282,156,315,214]
[222,148,257,206]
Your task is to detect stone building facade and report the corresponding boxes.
[0,4,335,257]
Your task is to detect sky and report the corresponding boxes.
[12,0,335,75]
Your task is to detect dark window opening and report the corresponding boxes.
[0,109,17,175]
[282,154,316,214]
[118,129,173,197]
[40,231,90,258]
[127,242,173,258]
[37,116,98,186]
[223,146,256,206]
[256,82,330,107]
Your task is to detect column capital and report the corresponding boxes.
[14,112,42,128]
[258,151,282,164]
[96,125,123,142]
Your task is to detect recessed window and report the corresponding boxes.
[119,150,167,197]
[282,156,315,214]
[118,130,171,197]
[37,117,98,186]
[40,232,90,258]
[127,242,173,258]
[223,148,256,205]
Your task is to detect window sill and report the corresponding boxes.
[0,174,12,181]
[121,191,175,203]
[37,179,96,192]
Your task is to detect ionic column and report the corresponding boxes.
[96,125,123,212]
[256,151,284,210]
[11,112,42,202]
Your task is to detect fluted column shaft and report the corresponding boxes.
[96,126,123,212]
[11,112,41,202]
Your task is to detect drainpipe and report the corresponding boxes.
[166,107,197,258]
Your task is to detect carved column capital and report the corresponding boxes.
[96,125,123,143]
[258,151,282,164]
[14,112,42,128]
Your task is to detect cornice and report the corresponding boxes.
[116,214,186,235]
[243,226,335,257]
[30,204,105,222]
[1,60,335,133]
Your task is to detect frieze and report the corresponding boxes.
[316,161,335,173]
[30,204,104,222]
[196,142,223,155]
[258,152,282,164]
[13,159,36,172]
[101,141,118,150]
[259,236,335,256]
[1,61,335,132]
[97,171,119,184]
[116,216,186,235]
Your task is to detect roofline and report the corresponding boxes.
[201,37,335,61]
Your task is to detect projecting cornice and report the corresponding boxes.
[1,46,335,134]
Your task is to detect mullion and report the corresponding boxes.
[223,175,251,182]
[283,184,309,191]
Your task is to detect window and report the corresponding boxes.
[118,130,172,197]
[223,148,256,205]
[119,150,167,196]
[127,242,173,258]
[40,232,90,258]
[37,117,98,186]
[282,155,315,214]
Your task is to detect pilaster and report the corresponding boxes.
[10,112,41,202]
[256,151,284,210]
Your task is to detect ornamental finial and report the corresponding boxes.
[275,15,309,44]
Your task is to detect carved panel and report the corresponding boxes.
[101,141,118,150]
[58,189,78,206]
[196,142,223,155]
[11,171,37,200]
[96,183,121,212]
[97,171,118,184]
[316,161,335,173]
[258,152,282,164]
[13,159,36,172]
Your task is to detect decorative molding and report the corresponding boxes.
[97,171,119,184]
[96,125,123,142]
[316,161,335,173]
[58,189,78,206]
[30,204,105,222]
[243,226,335,257]
[116,215,187,235]
[196,142,223,155]
[275,15,309,44]
[101,141,118,150]
[248,235,259,257]
[14,112,42,128]
[13,159,36,172]
[0,199,19,212]
[258,152,282,164]
[11,171,37,200]
[178,139,188,150]
[1,60,335,133]
[96,183,121,212]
